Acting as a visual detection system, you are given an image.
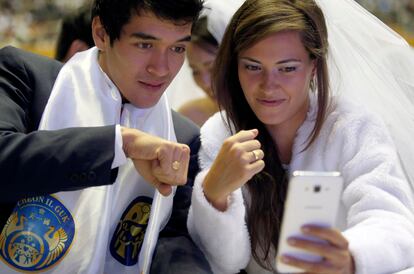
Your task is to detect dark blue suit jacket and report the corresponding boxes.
[0,46,200,237]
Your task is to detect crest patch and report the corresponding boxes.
[110,196,152,266]
[0,195,75,272]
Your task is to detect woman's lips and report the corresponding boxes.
[257,98,286,107]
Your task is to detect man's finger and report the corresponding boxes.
[170,145,189,172]
[156,182,173,196]
[177,145,190,173]
[157,144,174,173]
[152,170,188,185]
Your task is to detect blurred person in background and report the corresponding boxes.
[178,16,219,126]
[178,0,244,126]
[55,4,95,62]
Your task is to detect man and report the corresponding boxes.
[0,45,208,274]
[0,0,206,273]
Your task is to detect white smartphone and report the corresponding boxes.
[275,170,343,273]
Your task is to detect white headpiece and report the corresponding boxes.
[316,0,414,189]
[202,0,245,44]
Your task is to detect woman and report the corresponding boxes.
[178,0,244,126]
[178,16,220,126]
[187,0,414,273]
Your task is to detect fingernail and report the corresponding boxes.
[302,226,311,233]
[287,239,298,245]
[281,256,290,263]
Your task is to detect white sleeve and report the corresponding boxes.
[111,124,127,168]
[334,111,414,274]
[187,169,251,274]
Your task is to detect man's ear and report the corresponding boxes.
[92,16,107,51]
[63,39,90,62]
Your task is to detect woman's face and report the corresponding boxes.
[238,31,315,131]
[187,42,217,99]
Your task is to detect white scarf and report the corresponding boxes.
[0,47,175,274]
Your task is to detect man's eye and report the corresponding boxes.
[137,43,152,49]
[171,46,186,53]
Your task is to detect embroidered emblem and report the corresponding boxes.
[110,196,152,266]
[0,196,75,272]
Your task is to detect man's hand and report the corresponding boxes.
[121,127,190,196]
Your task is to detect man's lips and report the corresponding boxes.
[139,81,164,88]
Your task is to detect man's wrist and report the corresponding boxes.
[120,126,135,157]
[112,125,127,168]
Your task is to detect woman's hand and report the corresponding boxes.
[280,225,355,274]
[202,129,265,211]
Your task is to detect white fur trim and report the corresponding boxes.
[196,96,414,273]
[188,169,251,273]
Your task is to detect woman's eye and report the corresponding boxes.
[245,64,261,71]
[280,66,297,72]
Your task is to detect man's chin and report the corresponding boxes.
[129,96,164,109]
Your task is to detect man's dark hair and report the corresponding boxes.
[55,5,95,61]
[91,0,204,44]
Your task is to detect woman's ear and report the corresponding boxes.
[309,59,317,91]
[92,16,107,51]
[312,59,317,75]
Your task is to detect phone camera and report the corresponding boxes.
[313,185,321,193]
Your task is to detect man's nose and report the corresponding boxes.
[146,51,169,77]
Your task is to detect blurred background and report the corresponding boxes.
[0,0,413,58]
[0,0,88,57]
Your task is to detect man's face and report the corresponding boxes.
[98,11,192,108]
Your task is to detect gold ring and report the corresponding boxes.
[172,160,180,171]
[252,150,260,161]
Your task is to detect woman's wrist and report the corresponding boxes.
[202,172,229,211]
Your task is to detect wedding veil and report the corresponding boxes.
[202,0,244,43]
[315,0,414,190]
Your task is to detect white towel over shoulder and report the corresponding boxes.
[0,47,175,274]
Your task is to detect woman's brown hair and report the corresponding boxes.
[213,0,329,270]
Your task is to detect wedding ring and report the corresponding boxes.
[172,160,180,171]
[252,150,260,161]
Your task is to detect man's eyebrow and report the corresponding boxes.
[131,32,158,40]
[131,32,191,42]
[177,35,192,42]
